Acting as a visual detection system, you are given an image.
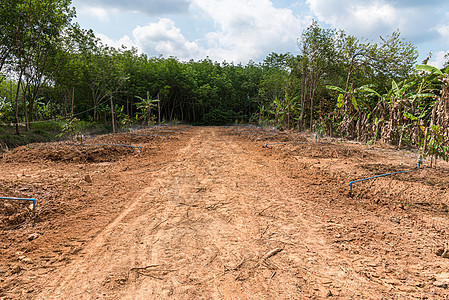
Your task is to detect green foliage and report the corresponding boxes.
[0,96,15,122]
[34,99,54,121]
[57,117,80,138]
[423,125,449,167]
[202,108,242,125]
[135,91,159,125]
[0,124,60,150]
[415,65,443,76]
[30,120,62,132]
[351,96,358,111]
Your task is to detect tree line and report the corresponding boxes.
[0,1,448,162]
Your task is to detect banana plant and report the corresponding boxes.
[267,95,286,128]
[414,64,445,98]
[423,125,449,167]
[326,83,378,111]
[135,91,159,125]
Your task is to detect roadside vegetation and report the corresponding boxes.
[0,1,448,163]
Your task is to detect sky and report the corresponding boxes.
[71,0,449,67]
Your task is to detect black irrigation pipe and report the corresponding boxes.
[0,197,36,216]
[349,170,412,198]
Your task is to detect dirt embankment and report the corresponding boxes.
[1,126,449,299]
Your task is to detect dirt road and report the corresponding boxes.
[2,126,449,298]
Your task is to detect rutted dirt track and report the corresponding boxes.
[1,126,449,299]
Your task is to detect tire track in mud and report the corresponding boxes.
[37,127,378,299]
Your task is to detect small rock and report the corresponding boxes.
[28,233,40,241]
[22,258,33,264]
[435,247,449,258]
[11,265,21,274]
[434,280,449,288]
[389,217,401,224]
[433,273,449,288]
[84,174,92,183]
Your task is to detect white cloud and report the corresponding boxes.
[95,18,204,60]
[436,24,449,41]
[306,0,449,64]
[96,33,136,50]
[306,0,399,36]
[306,0,449,43]
[79,6,111,22]
[72,0,449,64]
[428,50,448,69]
[190,0,304,62]
[91,0,305,63]
[132,18,203,59]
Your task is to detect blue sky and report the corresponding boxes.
[71,0,449,67]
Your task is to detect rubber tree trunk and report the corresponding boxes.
[110,94,116,134]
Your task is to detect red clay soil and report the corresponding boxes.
[1,126,449,299]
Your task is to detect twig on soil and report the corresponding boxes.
[178,202,199,207]
[224,258,246,273]
[235,258,245,270]
[130,264,162,270]
[150,219,167,232]
[259,225,269,239]
[205,253,218,266]
[257,204,273,216]
[133,272,163,280]
[130,265,177,279]
[261,259,281,270]
[217,286,224,298]
[261,248,283,261]
[256,248,284,269]
[205,202,228,211]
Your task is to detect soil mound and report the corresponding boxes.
[2,143,138,163]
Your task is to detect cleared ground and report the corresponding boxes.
[1,126,449,299]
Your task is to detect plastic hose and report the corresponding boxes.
[0,197,36,216]
[350,170,412,197]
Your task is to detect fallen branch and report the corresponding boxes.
[262,248,283,261]
[130,264,162,271]
[257,204,273,216]
[205,202,228,210]
[178,202,199,207]
[130,265,177,279]
[259,225,269,239]
[150,219,167,232]
[205,254,218,266]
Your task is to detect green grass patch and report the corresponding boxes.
[0,120,116,152]
[0,121,64,151]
